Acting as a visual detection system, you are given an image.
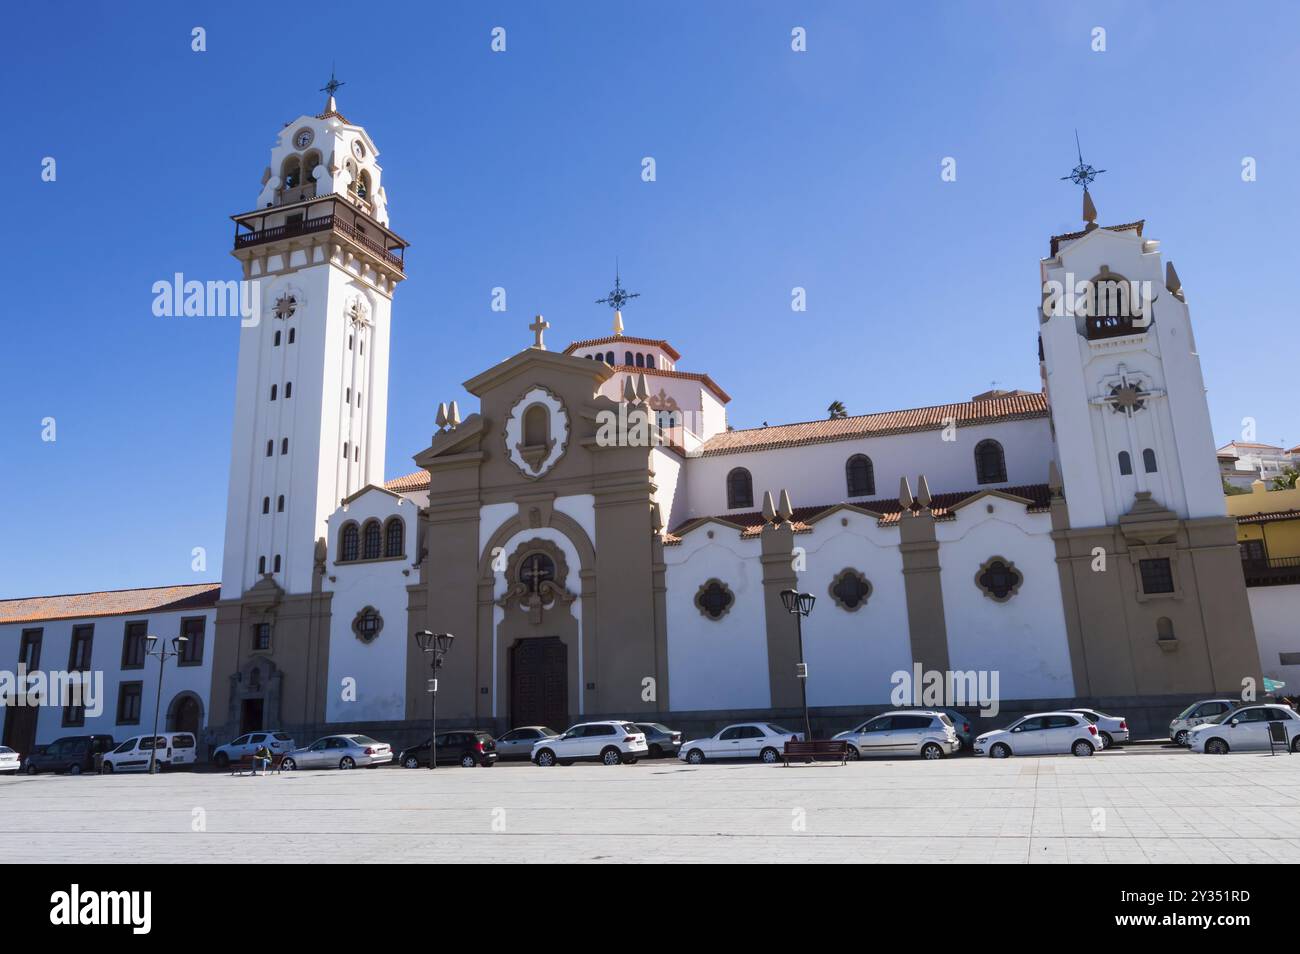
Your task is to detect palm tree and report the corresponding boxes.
[827,400,847,420]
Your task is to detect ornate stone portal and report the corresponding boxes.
[495,538,577,624]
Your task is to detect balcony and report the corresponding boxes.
[274,182,318,205]
[234,211,404,272]
[1241,556,1300,587]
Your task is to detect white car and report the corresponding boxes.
[678,723,802,765]
[832,711,958,760]
[212,730,297,768]
[973,712,1098,758]
[281,734,392,770]
[532,721,648,766]
[102,733,199,773]
[0,746,20,773]
[1188,704,1300,754]
[1067,708,1129,748]
[1169,699,1238,746]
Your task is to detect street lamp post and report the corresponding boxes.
[144,634,189,775]
[779,589,815,744]
[413,631,455,770]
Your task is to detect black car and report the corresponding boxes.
[399,730,497,768]
[635,723,683,758]
[25,735,116,775]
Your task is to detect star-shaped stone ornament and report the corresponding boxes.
[1110,382,1145,414]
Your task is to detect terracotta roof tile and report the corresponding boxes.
[698,392,1048,457]
[1235,509,1300,526]
[606,364,730,403]
[0,583,222,626]
[1049,220,1144,256]
[385,471,430,493]
[668,484,1052,541]
[564,335,681,361]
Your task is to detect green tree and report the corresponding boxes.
[1272,467,1299,490]
[827,400,847,420]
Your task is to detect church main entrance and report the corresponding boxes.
[509,636,568,731]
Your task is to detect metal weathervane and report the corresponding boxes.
[321,67,345,98]
[596,264,640,312]
[1061,130,1105,190]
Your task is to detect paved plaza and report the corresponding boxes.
[3,748,1299,863]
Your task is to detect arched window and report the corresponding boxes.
[384,517,404,558]
[1118,451,1133,475]
[261,496,270,514]
[284,382,292,399]
[1083,269,1143,340]
[272,555,281,573]
[280,156,301,190]
[1156,617,1176,645]
[356,170,371,200]
[523,404,549,448]
[258,556,266,575]
[845,454,875,497]
[266,440,274,457]
[270,384,277,401]
[362,520,382,560]
[274,330,281,346]
[726,467,753,509]
[605,351,615,365]
[343,442,349,459]
[625,350,634,365]
[1143,448,1158,473]
[340,523,359,562]
[519,553,556,594]
[288,328,295,344]
[974,439,1006,484]
[281,438,289,454]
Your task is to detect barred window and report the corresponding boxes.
[726,468,753,509]
[384,518,404,558]
[340,523,360,562]
[975,440,1007,484]
[1139,558,1175,595]
[362,520,382,560]
[846,455,875,497]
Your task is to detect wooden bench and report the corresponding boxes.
[228,754,284,776]
[782,740,848,766]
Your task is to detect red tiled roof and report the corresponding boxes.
[564,335,681,361]
[1235,509,1300,526]
[1049,220,1144,256]
[606,365,731,403]
[668,484,1053,541]
[0,583,222,626]
[385,471,430,493]
[698,392,1049,457]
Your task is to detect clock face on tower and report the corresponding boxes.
[352,140,365,159]
[293,127,314,149]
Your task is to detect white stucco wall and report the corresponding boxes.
[795,513,912,706]
[936,499,1074,700]
[0,607,217,749]
[324,490,416,723]
[1250,584,1300,689]
[663,526,769,711]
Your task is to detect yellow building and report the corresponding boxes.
[1227,480,1300,583]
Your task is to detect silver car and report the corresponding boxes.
[493,726,561,761]
[832,711,959,760]
[1067,708,1129,748]
[281,734,393,771]
[0,746,20,773]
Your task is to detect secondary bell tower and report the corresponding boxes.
[221,75,410,597]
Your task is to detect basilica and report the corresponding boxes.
[0,90,1265,752]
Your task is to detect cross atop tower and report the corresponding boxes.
[529,314,550,350]
[320,67,345,111]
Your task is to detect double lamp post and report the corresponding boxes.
[413,630,455,769]
[144,634,188,775]
[779,589,816,744]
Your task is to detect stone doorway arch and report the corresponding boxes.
[166,691,204,734]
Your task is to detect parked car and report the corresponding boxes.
[212,730,297,767]
[0,746,21,773]
[1169,699,1238,746]
[635,723,683,758]
[973,712,1098,758]
[24,735,116,775]
[1067,708,1129,748]
[532,721,648,766]
[281,734,392,770]
[101,733,198,773]
[832,711,958,760]
[398,730,497,768]
[1188,705,1300,754]
[678,723,802,765]
[493,726,561,761]
[930,708,974,750]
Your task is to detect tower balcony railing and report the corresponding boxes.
[1241,555,1300,587]
[234,212,404,272]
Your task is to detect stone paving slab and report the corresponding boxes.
[2,748,1297,863]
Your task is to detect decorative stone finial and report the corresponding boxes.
[436,402,448,431]
[1082,189,1098,229]
[762,491,777,523]
[613,309,624,336]
[1048,459,1064,496]
[1165,261,1184,301]
[529,314,549,350]
[777,489,794,523]
[636,373,649,403]
[899,476,914,511]
[622,376,638,404]
[448,401,461,428]
[917,475,932,509]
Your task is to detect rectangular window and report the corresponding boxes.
[1240,540,1267,563]
[1139,558,1175,595]
[116,681,143,725]
[18,629,42,670]
[121,620,148,670]
[68,625,94,671]
[253,623,272,652]
[62,702,85,728]
[179,617,205,666]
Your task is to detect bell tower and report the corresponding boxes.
[221,79,410,597]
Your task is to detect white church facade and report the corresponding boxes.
[0,90,1266,753]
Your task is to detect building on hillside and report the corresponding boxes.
[1226,481,1300,691]
[1218,441,1298,490]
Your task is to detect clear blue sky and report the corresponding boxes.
[4,1,1298,598]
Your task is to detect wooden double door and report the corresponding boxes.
[509,636,568,731]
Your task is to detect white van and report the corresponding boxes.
[101,732,198,773]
